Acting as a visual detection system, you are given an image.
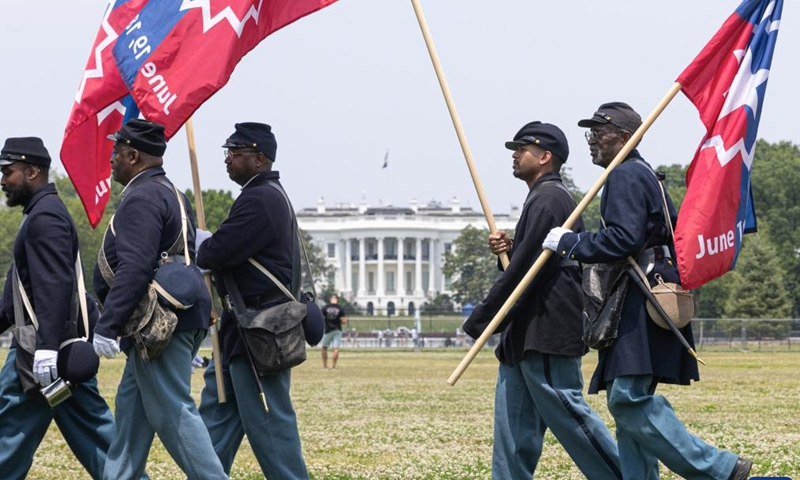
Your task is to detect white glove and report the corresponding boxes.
[542,227,572,252]
[195,229,212,252]
[192,354,205,368]
[93,334,121,359]
[33,349,59,386]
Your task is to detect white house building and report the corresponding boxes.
[296,197,518,315]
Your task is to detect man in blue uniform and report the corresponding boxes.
[92,119,228,480]
[543,102,752,480]
[463,122,621,479]
[0,137,118,479]
[321,294,347,369]
[197,122,309,478]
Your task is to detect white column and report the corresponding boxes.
[377,237,385,297]
[397,237,405,296]
[415,237,423,296]
[344,238,352,293]
[427,239,437,295]
[358,237,366,297]
[442,242,454,291]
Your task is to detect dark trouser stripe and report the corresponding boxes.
[543,354,623,480]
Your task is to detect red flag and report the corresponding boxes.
[674,0,783,289]
[113,0,338,139]
[61,0,149,227]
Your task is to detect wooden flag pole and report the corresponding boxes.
[185,118,226,403]
[410,0,509,269]
[447,83,684,386]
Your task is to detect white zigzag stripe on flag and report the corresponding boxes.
[96,101,126,125]
[700,135,755,169]
[75,0,120,102]
[179,0,263,37]
[717,47,770,121]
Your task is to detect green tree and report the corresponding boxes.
[0,204,23,293]
[657,163,689,209]
[442,225,501,305]
[748,140,800,315]
[184,189,235,232]
[719,235,792,339]
[299,229,336,292]
[421,293,455,315]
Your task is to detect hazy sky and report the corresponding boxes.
[1,1,796,220]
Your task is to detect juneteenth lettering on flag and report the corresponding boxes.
[674,0,783,289]
[61,0,149,227]
[113,0,338,139]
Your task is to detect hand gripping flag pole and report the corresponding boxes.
[448,0,783,385]
[185,118,226,403]
[410,0,510,269]
[447,84,683,386]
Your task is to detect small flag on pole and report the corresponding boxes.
[382,148,390,169]
[674,0,783,289]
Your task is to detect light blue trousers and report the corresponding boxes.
[0,347,117,480]
[199,357,309,479]
[607,375,738,480]
[102,329,228,480]
[493,352,622,479]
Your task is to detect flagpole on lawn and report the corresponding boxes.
[447,83,684,386]
[185,118,227,403]
[410,0,510,269]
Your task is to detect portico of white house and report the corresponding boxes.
[296,198,518,315]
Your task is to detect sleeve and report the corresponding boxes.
[0,276,11,334]
[556,168,651,264]
[25,211,75,350]
[94,194,165,339]
[197,190,277,270]
[462,191,565,339]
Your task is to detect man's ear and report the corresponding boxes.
[540,150,553,166]
[25,164,41,181]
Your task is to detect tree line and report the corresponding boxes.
[1,140,797,334]
[441,140,800,337]
[0,175,334,304]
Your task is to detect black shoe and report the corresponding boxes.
[728,457,753,480]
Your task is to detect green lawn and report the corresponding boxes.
[11,348,800,479]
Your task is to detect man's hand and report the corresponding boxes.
[543,227,572,252]
[488,231,512,255]
[93,334,121,359]
[33,349,58,386]
[195,228,212,252]
[192,354,206,368]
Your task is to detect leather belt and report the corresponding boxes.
[243,289,285,310]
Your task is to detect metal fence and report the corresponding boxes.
[320,317,800,350]
[3,318,798,350]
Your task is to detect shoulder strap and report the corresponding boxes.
[98,178,190,289]
[12,263,37,329]
[12,252,90,340]
[152,177,190,264]
[267,181,306,298]
[631,158,675,241]
[247,258,296,301]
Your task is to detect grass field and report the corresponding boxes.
[11,348,800,479]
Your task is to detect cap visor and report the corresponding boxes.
[505,141,522,151]
[0,158,15,166]
[106,134,118,142]
[577,118,606,128]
